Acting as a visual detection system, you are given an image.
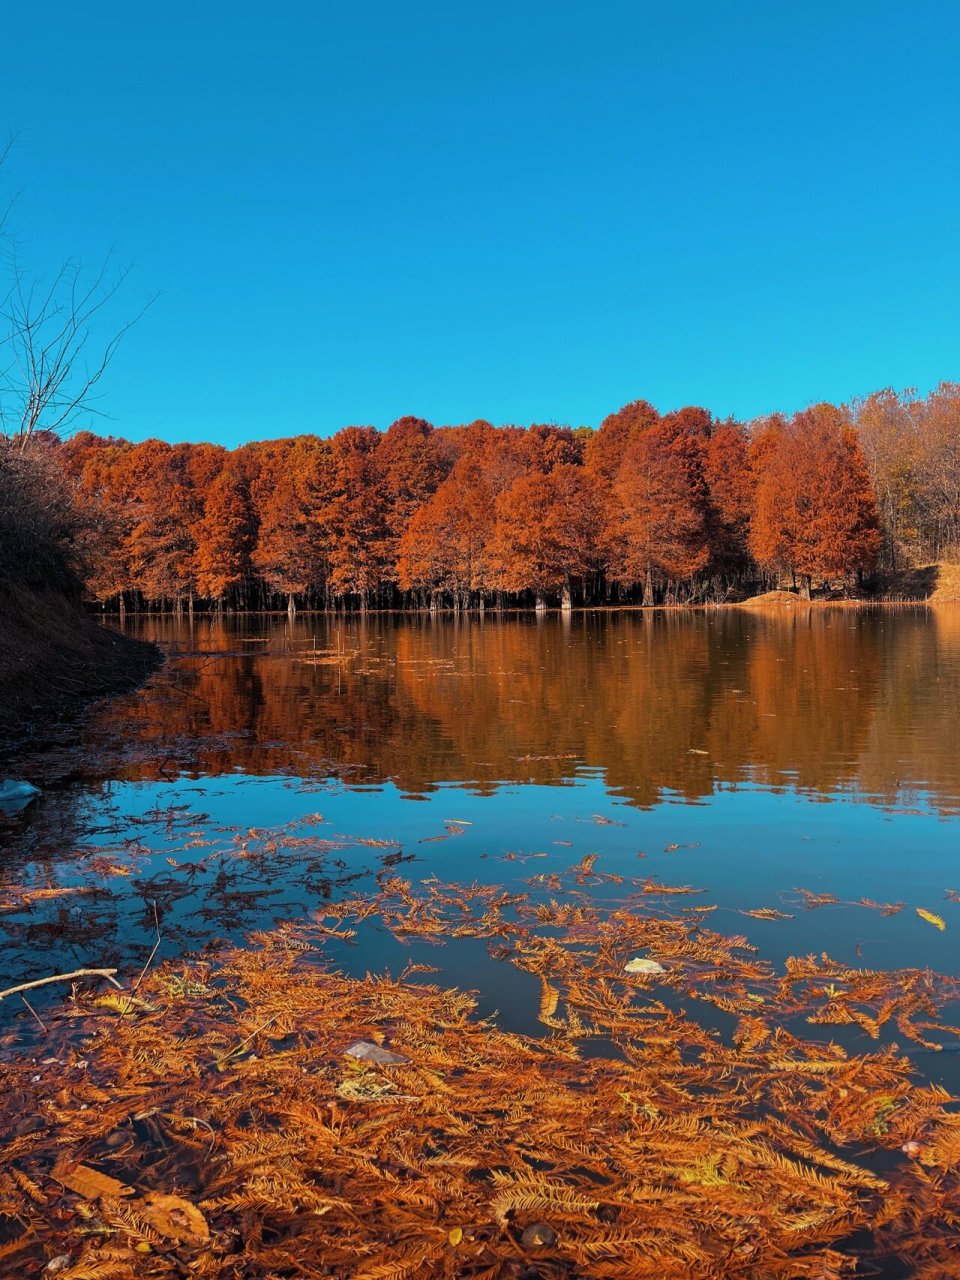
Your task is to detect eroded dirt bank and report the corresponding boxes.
[0,587,161,753]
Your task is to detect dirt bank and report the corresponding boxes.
[0,587,161,752]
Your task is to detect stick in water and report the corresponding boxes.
[0,969,123,1002]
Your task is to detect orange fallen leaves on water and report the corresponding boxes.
[2,875,959,1279]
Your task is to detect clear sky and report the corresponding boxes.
[3,1,958,447]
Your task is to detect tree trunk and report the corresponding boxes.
[644,565,654,606]
[287,593,297,616]
[561,576,572,612]
[534,591,547,614]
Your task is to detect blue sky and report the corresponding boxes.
[3,1,958,446]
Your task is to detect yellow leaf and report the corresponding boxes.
[93,994,139,1016]
[93,991,157,1015]
[916,908,946,931]
[448,1226,463,1246]
[538,980,559,1021]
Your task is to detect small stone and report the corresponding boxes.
[344,1041,409,1066]
[521,1222,557,1248]
[623,957,666,976]
[43,1258,72,1276]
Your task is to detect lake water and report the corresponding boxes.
[2,606,958,1066]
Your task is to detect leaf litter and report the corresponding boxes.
[0,863,959,1278]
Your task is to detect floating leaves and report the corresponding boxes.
[0,875,959,1278]
[916,907,947,931]
[538,979,560,1021]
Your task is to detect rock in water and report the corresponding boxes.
[521,1222,558,1248]
[0,779,41,812]
[344,1040,409,1065]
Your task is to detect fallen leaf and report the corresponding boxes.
[93,994,145,1016]
[916,908,946,931]
[624,957,666,976]
[538,980,559,1021]
[52,1159,133,1200]
[448,1226,463,1246]
[140,1192,209,1246]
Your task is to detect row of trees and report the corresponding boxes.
[45,386,958,612]
[854,386,960,564]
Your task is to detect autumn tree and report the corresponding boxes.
[522,424,584,474]
[610,418,710,603]
[915,383,960,555]
[397,455,496,607]
[703,421,754,587]
[120,441,205,607]
[195,460,254,604]
[585,400,660,480]
[750,404,881,595]
[378,416,449,581]
[851,389,923,567]
[317,427,391,608]
[58,431,137,604]
[249,438,329,610]
[488,464,610,609]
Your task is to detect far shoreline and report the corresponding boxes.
[90,595,960,620]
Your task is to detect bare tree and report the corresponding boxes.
[0,139,152,449]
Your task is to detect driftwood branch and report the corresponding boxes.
[0,968,123,1002]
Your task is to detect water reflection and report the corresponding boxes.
[84,606,960,814]
[1,607,958,1076]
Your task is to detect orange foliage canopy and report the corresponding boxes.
[750,405,881,589]
[53,392,896,610]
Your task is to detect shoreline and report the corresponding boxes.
[88,595,960,620]
[0,587,163,757]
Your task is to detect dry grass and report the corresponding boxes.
[737,589,808,609]
[930,561,960,604]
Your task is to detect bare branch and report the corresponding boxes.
[0,143,153,447]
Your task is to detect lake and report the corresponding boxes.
[2,605,958,1062]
